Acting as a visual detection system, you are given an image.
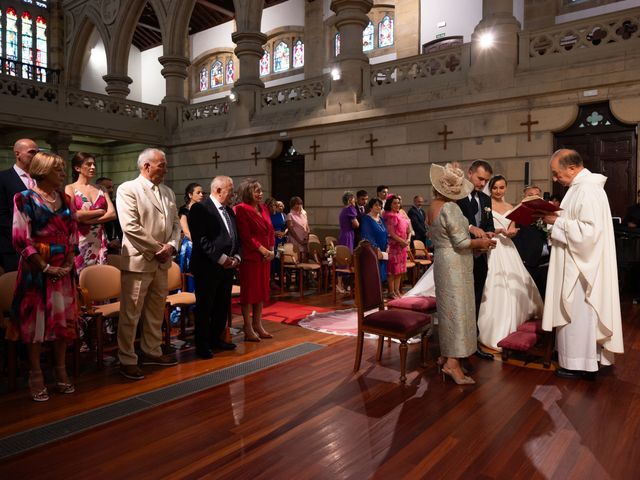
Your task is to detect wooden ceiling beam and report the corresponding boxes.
[195,0,234,18]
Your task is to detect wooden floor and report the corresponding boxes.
[1,290,639,479]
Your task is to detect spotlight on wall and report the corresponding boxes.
[228,90,238,103]
[479,31,495,49]
[331,68,341,81]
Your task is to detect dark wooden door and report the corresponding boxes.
[271,141,305,213]
[553,103,637,217]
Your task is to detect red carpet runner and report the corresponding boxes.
[231,300,332,325]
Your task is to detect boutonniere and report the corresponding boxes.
[534,218,550,236]
[483,207,492,214]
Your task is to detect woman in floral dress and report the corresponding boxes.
[64,152,115,274]
[10,152,79,401]
[383,194,411,298]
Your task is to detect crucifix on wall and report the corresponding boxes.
[520,113,539,142]
[212,151,220,169]
[365,133,378,156]
[438,124,453,150]
[309,139,320,161]
[252,146,260,166]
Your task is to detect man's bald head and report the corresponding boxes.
[13,138,39,171]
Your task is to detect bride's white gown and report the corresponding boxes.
[478,210,543,350]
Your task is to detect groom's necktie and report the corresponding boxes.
[470,191,481,226]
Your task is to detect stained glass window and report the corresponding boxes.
[210,60,223,88]
[260,49,270,76]
[335,32,340,57]
[363,21,374,52]
[6,8,18,76]
[378,15,393,47]
[226,59,234,84]
[21,11,33,79]
[199,66,208,91]
[0,10,3,62]
[293,40,304,68]
[35,16,46,81]
[273,41,289,73]
[36,0,48,7]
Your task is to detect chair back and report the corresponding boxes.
[308,233,320,244]
[167,262,183,291]
[413,239,429,258]
[325,236,337,248]
[353,241,383,312]
[282,243,299,265]
[307,241,323,264]
[334,245,352,269]
[78,264,121,302]
[0,271,18,314]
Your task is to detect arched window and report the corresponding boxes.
[378,15,393,47]
[21,11,33,79]
[293,39,304,68]
[199,66,208,91]
[225,58,234,84]
[273,41,289,73]
[363,21,374,51]
[260,49,270,76]
[335,32,340,57]
[210,60,223,88]
[35,15,47,81]
[6,7,18,76]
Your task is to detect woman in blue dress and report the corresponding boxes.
[267,198,287,286]
[177,182,204,292]
[359,198,388,282]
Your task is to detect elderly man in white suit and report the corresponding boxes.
[116,148,181,380]
[540,149,624,380]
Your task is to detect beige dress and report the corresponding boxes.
[432,201,476,358]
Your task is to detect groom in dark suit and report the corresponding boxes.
[0,139,39,271]
[457,160,495,360]
[188,175,241,359]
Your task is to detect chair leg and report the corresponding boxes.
[354,331,365,372]
[399,341,408,384]
[96,315,104,371]
[421,332,429,367]
[332,269,337,303]
[73,337,80,378]
[280,263,285,294]
[8,340,17,392]
[180,308,186,339]
[299,268,304,298]
[376,336,384,361]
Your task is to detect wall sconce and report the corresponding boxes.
[479,31,495,49]
[228,90,238,103]
[331,68,341,81]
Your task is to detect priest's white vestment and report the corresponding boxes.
[542,169,623,371]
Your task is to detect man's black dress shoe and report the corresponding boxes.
[196,348,214,359]
[212,340,237,351]
[555,367,597,380]
[474,348,494,361]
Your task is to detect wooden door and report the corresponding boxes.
[271,141,305,213]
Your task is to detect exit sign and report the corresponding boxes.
[436,33,446,39]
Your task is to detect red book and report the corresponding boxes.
[506,196,561,226]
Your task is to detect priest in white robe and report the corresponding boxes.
[540,149,623,380]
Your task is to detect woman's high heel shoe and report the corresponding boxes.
[437,357,469,375]
[54,367,75,394]
[28,370,49,402]
[441,366,475,385]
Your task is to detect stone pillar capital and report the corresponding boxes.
[46,132,74,161]
[232,31,267,90]
[158,55,190,106]
[102,73,132,98]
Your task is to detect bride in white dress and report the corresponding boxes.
[477,175,543,350]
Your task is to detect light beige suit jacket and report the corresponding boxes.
[116,175,181,272]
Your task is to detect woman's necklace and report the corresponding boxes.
[36,188,57,204]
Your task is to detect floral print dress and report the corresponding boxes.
[9,190,78,343]
[72,188,108,273]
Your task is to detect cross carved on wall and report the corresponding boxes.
[366,133,378,156]
[212,151,220,169]
[309,139,320,161]
[438,124,453,150]
[252,146,260,166]
[520,113,539,142]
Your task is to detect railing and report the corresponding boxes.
[66,89,162,122]
[0,72,59,103]
[369,45,468,90]
[520,7,640,68]
[260,76,327,108]
[182,98,230,122]
[0,56,61,84]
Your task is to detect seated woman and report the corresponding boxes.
[65,152,116,274]
[177,182,204,292]
[11,152,79,401]
[477,175,543,351]
[359,198,388,283]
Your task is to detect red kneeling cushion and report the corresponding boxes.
[363,309,431,333]
[497,331,540,351]
[517,319,543,334]
[387,296,437,313]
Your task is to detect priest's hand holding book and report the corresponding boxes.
[506,195,561,226]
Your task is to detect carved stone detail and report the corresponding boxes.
[101,0,120,25]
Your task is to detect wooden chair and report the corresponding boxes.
[308,233,320,244]
[325,236,337,248]
[280,242,322,297]
[412,239,433,277]
[332,245,354,303]
[308,240,328,292]
[78,264,122,370]
[353,241,432,383]
[405,249,418,286]
[165,262,196,340]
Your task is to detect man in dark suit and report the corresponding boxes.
[355,189,368,244]
[408,195,428,246]
[457,159,495,360]
[512,185,550,298]
[188,175,241,359]
[0,138,38,271]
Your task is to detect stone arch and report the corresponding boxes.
[164,0,197,57]
[65,12,111,88]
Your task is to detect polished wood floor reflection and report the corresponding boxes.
[1,292,639,479]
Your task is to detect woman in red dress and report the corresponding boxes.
[234,179,276,341]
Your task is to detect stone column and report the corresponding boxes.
[102,73,133,98]
[46,132,73,162]
[395,0,420,58]
[48,0,64,83]
[230,31,267,129]
[304,0,324,78]
[469,0,520,90]
[159,55,190,133]
[327,0,372,110]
